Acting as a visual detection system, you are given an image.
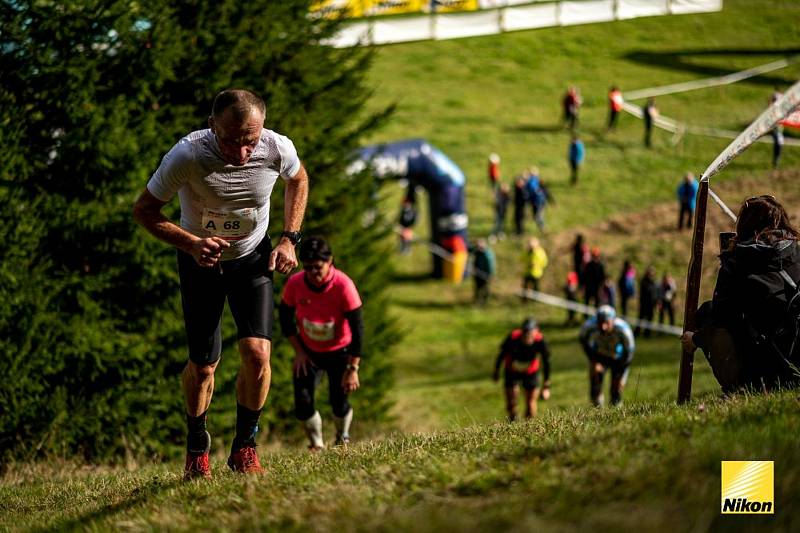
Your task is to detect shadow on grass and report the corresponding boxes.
[624,47,800,88]
[38,475,180,532]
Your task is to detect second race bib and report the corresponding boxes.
[201,207,257,241]
[302,318,336,342]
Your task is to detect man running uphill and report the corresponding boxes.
[279,237,364,451]
[579,305,635,407]
[133,89,309,479]
[493,318,551,421]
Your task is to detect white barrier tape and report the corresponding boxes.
[623,57,797,101]
[519,288,685,336]
[707,187,738,222]
[621,100,800,147]
[701,80,800,181]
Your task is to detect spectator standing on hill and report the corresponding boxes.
[681,195,800,392]
[521,237,548,294]
[565,271,580,325]
[677,172,699,230]
[579,306,635,406]
[617,260,636,316]
[583,247,606,307]
[132,89,309,479]
[769,90,785,169]
[608,86,624,130]
[572,234,590,288]
[658,272,677,327]
[398,195,417,254]
[770,124,785,169]
[563,86,582,130]
[493,318,552,420]
[568,135,585,185]
[472,238,496,305]
[526,168,554,233]
[643,97,658,148]
[279,237,364,451]
[513,174,529,236]
[491,182,510,240]
[635,266,659,337]
[601,276,617,309]
[488,153,501,188]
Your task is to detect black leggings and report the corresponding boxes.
[293,349,351,420]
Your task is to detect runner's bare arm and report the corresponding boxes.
[133,188,229,267]
[270,163,309,274]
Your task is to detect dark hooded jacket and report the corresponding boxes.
[696,232,800,386]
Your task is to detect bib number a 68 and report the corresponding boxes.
[201,208,257,240]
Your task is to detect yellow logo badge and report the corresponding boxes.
[721,461,774,514]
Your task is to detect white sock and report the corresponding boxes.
[303,411,324,448]
[333,408,353,439]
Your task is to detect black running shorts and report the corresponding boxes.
[177,236,273,365]
[504,369,540,391]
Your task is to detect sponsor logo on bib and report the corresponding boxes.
[302,318,335,342]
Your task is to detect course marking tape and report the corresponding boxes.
[624,57,798,101]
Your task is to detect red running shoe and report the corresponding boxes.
[227,445,264,474]
[183,451,211,481]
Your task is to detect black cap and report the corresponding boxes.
[521,317,537,331]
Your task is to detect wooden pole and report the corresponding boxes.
[677,178,709,403]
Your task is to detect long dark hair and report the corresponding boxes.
[735,195,800,243]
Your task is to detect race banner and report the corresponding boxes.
[311,0,364,18]
[701,80,800,181]
[433,0,479,12]
[363,0,424,16]
[780,108,800,129]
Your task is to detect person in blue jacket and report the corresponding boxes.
[676,172,699,230]
[579,305,635,406]
[472,238,496,305]
[568,135,585,185]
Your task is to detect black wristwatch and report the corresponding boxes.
[280,231,302,246]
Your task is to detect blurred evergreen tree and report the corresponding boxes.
[0,0,397,462]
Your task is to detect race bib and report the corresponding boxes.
[510,359,531,373]
[302,318,335,342]
[201,207,257,240]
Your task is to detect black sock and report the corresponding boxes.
[186,411,209,454]
[232,403,262,450]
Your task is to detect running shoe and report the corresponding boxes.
[183,431,212,481]
[334,433,350,446]
[227,445,264,474]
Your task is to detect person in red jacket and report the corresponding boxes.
[492,318,552,421]
[279,236,364,450]
[607,86,623,130]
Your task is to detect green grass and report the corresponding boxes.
[4,1,800,529]
[2,391,798,531]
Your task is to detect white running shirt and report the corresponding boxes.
[147,128,301,260]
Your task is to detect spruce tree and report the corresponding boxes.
[0,0,397,461]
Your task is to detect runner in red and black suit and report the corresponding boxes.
[492,318,551,421]
[279,236,364,450]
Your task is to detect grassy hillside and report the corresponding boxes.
[2,391,798,531]
[3,1,800,530]
[367,0,800,432]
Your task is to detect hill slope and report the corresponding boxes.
[2,391,798,531]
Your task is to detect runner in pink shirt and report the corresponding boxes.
[279,236,364,450]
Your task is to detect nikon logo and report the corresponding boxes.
[721,461,774,514]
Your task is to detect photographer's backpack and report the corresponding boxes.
[742,267,800,388]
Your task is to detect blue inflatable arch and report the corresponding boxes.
[352,139,468,278]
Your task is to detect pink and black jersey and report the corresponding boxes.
[281,267,362,353]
